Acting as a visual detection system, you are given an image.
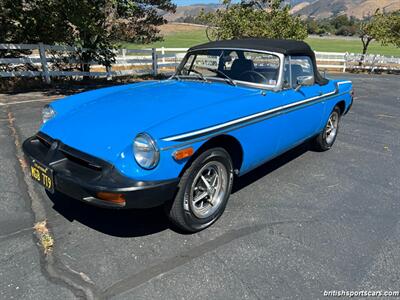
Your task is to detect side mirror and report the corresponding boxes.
[295,75,314,91]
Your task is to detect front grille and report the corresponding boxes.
[60,148,102,171]
[36,132,104,172]
[36,134,51,148]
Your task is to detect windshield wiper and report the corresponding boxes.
[206,68,236,86]
[172,67,208,82]
[171,74,181,81]
[188,69,208,82]
[208,68,236,86]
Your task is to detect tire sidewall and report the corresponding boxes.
[180,148,233,231]
[322,107,341,149]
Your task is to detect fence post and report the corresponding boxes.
[122,48,126,58]
[106,65,112,81]
[343,52,348,73]
[161,47,166,64]
[152,48,158,76]
[370,54,377,73]
[38,42,51,84]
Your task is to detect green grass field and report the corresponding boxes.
[120,29,400,56]
[119,30,208,49]
[306,38,400,56]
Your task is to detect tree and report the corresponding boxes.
[332,15,350,30]
[374,10,400,48]
[0,0,69,45]
[359,9,400,64]
[330,15,359,36]
[199,0,307,41]
[0,0,176,72]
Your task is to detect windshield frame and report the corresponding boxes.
[173,47,285,91]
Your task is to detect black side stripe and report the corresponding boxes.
[162,81,351,143]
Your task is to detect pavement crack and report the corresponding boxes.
[6,107,100,300]
[64,264,96,285]
[33,220,54,254]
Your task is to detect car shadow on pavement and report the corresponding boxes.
[45,141,310,237]
[46,190,170,237]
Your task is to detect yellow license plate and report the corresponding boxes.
[30,160,54,193]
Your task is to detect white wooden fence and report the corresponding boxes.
[1,43,399,83]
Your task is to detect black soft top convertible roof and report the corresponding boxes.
[189,38,313,56]
[188,38,328,85]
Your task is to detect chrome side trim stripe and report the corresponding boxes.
[162,81,351,143]
[160,91,349,150]
[337,80,352,85]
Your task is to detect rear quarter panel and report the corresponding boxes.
[322,80,353,131]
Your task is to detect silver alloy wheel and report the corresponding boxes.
[189,161,228,219]
[325,111,339,144]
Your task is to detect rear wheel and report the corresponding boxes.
[313,106,341,151]
[165,148,234,232]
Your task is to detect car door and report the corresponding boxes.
[225,51,284,174]
[276,55,329,153]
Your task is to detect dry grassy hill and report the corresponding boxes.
[163,4,221,22]
[290,1,311,14]
[292,0,400,19]
[165,0,400,21]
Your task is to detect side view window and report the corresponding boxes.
[289,56,315,87]
[220,51,280,86]
[243,52,280,85]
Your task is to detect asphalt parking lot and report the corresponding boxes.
[0,73,399,299]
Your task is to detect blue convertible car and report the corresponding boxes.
[23,39,353,232]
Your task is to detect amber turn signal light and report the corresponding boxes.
[173,147,194,161]
[96,192,126,205]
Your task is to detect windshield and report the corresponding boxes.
[175,49,281,88]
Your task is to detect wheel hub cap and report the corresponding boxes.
[325,112,339,144]
[189,161,228,219]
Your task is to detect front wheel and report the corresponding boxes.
[313,106,341,151]
[165,148,234,232]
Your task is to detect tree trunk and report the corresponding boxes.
[359,36,372,67]
[81,52,91,81]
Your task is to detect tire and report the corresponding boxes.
[313,106,341,151]
[165,147,234,233]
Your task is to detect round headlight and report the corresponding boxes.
[133,133,160,169]
[42,105,56,123]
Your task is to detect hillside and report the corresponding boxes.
[290,1,311,14]
[293,0,400,19]
[163,4,222,22]
[165,0,400,21]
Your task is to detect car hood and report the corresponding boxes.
[41,80,256,163]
